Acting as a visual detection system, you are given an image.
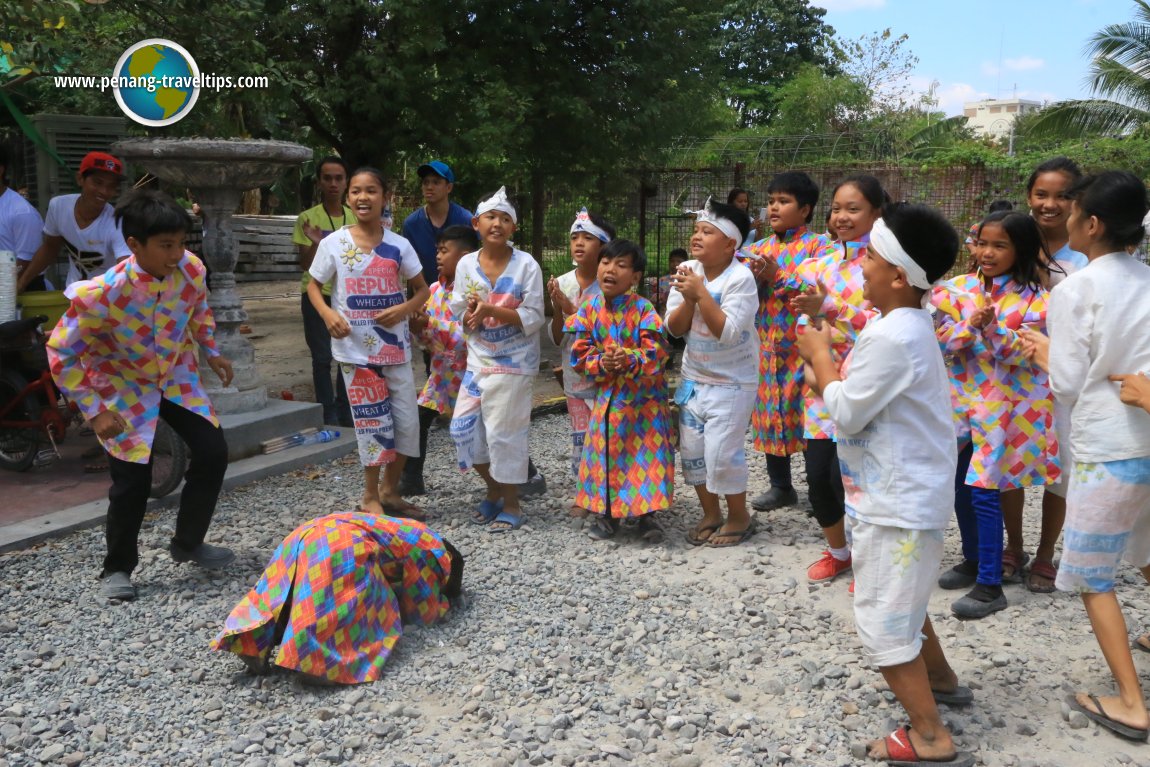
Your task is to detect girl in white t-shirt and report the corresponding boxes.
[308,167,430,519]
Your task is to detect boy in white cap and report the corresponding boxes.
[797,203,973,766]
[666,197,758,548]
[449,187,545,532]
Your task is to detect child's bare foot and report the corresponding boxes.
[686,517,723,546]
[867,725,956,762]
[569,505,590,518]
[359,497,385,515]
[379,494,426,521]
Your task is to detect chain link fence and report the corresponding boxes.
[480,163,1033,286]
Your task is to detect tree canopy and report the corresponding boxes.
[1029,0,1150,138]
[715,0,837,127]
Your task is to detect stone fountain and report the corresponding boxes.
[108,138,351,465]
[112,138,311,414]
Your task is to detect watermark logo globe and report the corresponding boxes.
[112,39,200,127]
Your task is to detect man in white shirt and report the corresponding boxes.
[16,151,131,293]
[0,146,45,290]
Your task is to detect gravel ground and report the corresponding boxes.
[2,413,1150,767]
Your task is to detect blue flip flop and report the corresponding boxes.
[472,499,503,525]
[489,509,524,533]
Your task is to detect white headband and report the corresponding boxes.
[475,186,517,225]
[870,218,932,290]
[570,207,610,243]
[693,197,742,245]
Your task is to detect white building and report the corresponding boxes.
[962,98,1043,139]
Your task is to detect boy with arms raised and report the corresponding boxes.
[797,204,974,766]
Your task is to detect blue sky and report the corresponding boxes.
[812,0,1137,115]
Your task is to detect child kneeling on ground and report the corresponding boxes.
[798,203,975,766]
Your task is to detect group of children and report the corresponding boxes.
[38,149,1150,754]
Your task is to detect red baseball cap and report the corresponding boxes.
[78,151,124,177]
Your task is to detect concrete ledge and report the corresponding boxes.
[219,399,324,460]
[0,398,567,555]
[0,431,355,555]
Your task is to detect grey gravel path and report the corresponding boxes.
[2,413,1148,766]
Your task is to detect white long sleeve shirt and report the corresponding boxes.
[822,307,957,530]
[665,257,758,388]
[1048,252,1150,462]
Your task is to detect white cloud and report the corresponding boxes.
[811,0,886,11]
[1004,56,1045,71]
[936,83,991,115]
[901,76,991,116]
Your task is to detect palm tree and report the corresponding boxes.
[1030,0,1150,136]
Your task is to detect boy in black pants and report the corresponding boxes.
[47,190,234,601]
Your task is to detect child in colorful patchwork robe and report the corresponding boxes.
[743,171,833,512]
[399,225,478,496]
[931,211,1060,620]
[47,189,234,602]
[211,512,463,685]
[790,174,886,584]
[566,239,674,541]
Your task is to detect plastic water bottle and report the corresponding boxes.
[299,429,339,445]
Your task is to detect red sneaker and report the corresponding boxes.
[807,550,852,583]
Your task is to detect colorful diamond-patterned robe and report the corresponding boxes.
[794,236,877,440]
[47,251,219,463]
[564,293,674,518]
[742,227,834,456]
[416,279,466,415]
[211,513,453,685]
[932,272,1060,489]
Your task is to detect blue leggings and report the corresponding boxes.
[953,442,1004,585]
[953,442,977,561]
